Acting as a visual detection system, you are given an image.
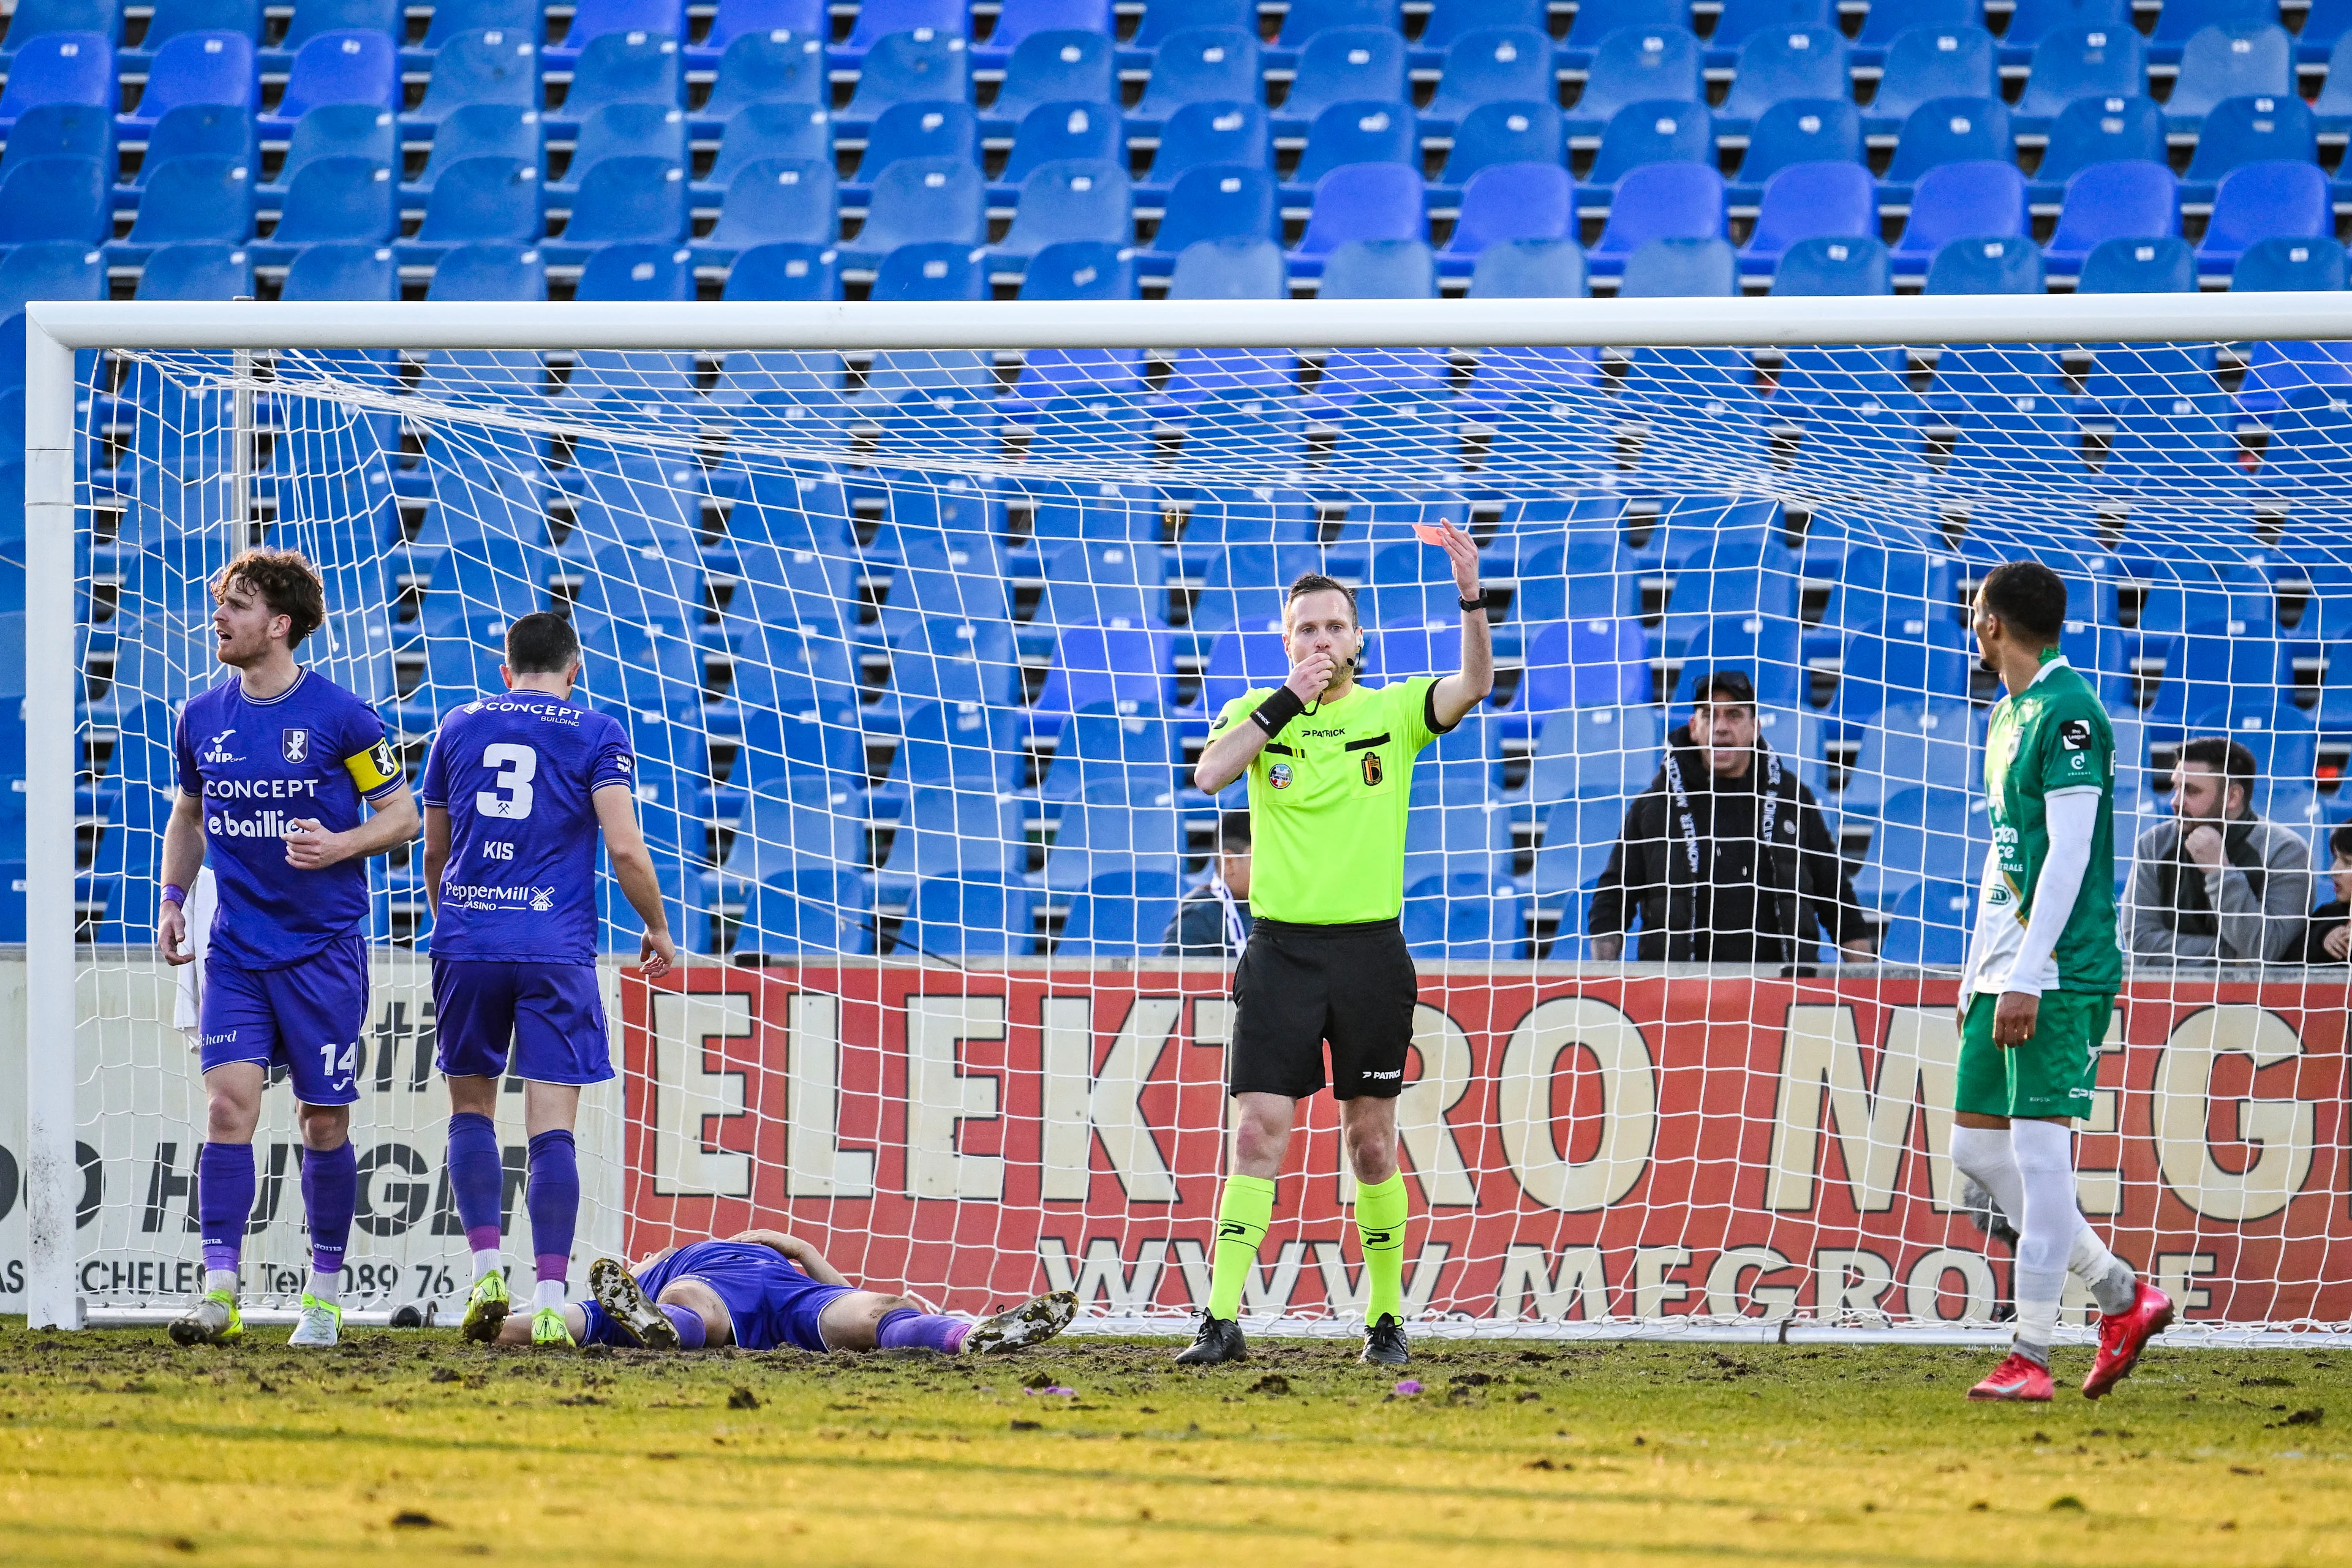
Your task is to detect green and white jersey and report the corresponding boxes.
[1970,653,2122,995]
[1210,677,1450,925]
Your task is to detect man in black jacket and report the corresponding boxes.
[1160,810,1252,958]
[1588,670,1876,964]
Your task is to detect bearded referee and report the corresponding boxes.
[1179,525,1490,1367]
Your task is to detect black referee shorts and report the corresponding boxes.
[1228,918,1416,1101]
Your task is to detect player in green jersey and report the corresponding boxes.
[1951,561,2171,1404]
[1177,529,1492,1368]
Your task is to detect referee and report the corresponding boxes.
[1179,527,1491,1366]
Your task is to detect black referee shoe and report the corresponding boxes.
[1360,1314,1409,1366]
[1175,1313,1247,1365]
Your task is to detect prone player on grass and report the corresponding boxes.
[419,611,679,1348]
[494,1232,1077,1356]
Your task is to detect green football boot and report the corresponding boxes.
[531,1306,576,1348]
[287,1293,342,1348]
[460,1269,511,1344]
[168,1288,244,1348]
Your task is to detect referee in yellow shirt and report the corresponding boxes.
[1179,526,1491,1366]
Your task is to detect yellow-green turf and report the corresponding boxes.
[2,1321,2348,1566]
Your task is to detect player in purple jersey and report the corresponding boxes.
[418,612,679,1348]
[489,1230,1077,1357]
[159,549,420,1350]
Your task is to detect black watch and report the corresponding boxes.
[1458,594,1485,611]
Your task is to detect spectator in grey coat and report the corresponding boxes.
[2127,736,2313,963]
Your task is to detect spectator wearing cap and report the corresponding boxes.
[2129,736,2313,963]
[1589,670,1876,965]
[1161,810,1252,958]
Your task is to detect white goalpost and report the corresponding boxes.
[20,291,2352,1342]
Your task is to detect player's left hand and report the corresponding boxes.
[282,818,350,870]
[1433,519,1482,600]
[639,927,677,978]
[1992,989,2040,1048]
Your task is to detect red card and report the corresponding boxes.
[1412,522,1452,545]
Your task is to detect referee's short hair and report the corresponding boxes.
[505,611,582,674]
[1284,572,1358,627]
[1217,810,1252,853]
[1978,559,2070,646]
[215,548,326,649]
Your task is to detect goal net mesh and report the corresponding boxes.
[48,327,2352,1336]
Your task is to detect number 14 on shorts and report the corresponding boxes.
[317,1041,358,1090]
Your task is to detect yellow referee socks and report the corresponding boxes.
[1205,1174,1276,1321]
[1355,1173,1409,1324]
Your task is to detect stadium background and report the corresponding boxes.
[4,0,2352,1329]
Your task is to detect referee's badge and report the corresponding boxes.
[1361,751,1383,787]
[1269,762,1293,789]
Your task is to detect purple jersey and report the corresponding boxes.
[176,669,402,970]
[418,692,634,964]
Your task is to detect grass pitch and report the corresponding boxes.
[2,1322,2348,1566]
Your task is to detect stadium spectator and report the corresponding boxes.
[2286,823,2352,963]
[2127,737,2313,964]
[1161,809,1251,957]
[1589,669,1874,965]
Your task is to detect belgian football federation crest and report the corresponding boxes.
[1360,752,1383,787]
[1269,762,1292,789]
[281,728,310,763]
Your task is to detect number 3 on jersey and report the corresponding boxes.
[477,742,537,820]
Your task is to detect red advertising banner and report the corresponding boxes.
[618,968,2352,1327]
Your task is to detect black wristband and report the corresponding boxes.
[1458,594,1485,611]
[1251,685,1305,739]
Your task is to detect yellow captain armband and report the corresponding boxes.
[343,738,402,796]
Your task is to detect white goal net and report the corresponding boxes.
[15,294,2352,1339]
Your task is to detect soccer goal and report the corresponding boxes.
[16,291,2352,1341]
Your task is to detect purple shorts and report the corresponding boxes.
[636,1240,854,1352]
[198,935,369,1106]
[432,959,612,1085]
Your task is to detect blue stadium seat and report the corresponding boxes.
[1016,237,1136,300]
[124,156,254,247]
[1442,161,1573,264]
[698,29,826,123]
[548,32,683,135]
[1557,0,1685,69]
[1129,0,1253,49]
[1529,797,1632,902]
[1055,870,1185,959]
[1671,611,1806,707]
[276,0,398,55]
[891,866,1039,956]
[1866,25,2000,138]
[1738,159,1874,272]
[2297,0,2352,64]
[280,239,396,298]
[2013,24,2149,134]
[1467,237,1588,300]
[1139,101,1270,196]
[1707,0,1830,64]
[2147,0,2277,62]
[1839,699,1980,812]
[1562,25,1703,141]
[879,698,1027,795]
[1877,878,1974,965]
[2318,32,2352,138]
[837,29,968,135]
[575,238,694,305]
[1037,703,1173,803]
[1882,96,2013,192]
[1585,98,1713,189]
[1041,538,1168,625]
[406,157,540,255]
[2198,160,2329,274]
[417,0,536,48]
[259,156,395,260]
[1291,100,1419,187]
[1271,0,1401,48]
[126,33,260,134]
[410,26,539,122]
[2041,159,2176,274]
[1273,26,1407,136]
[1317,236,1436,299]
[1167,234,1286,296]
[0,0,123,62]
[990,159,1130,265]
[843,0,965,56]
[1000,100,1124,187]
[699,158,834,262]
[851,100,979,182]
[1999,0,2129,64]
[1586,162,1725,276]
[1132,26,1259,129]
[0,102,113,183]
[2182,94,2316,198]
[1616,233,1736,295]
[1769,233,1891,294]
[1890,160,2027,274]
[0,32,115,130]
[731,870,875,959]
[836,159,985,269]
[269,102,395,196]
[1292,160,1425,258]
[423,241,546,299]
[2165,23,2294,128]
[544,158,685,260]
[1031,622,1175,742]
[133,242,252,298]
[1716,26,1849,139]
[2232,235,2350,290]
[2077,234,2196,293]
[405,104,539,203]
[1436,101,1564,189]
[1401,802,1513,890]
[1042,791,1184,897]
[1421,26,1555,137]
[884,616,1022,709]
[1727,97,1861,203]
[1401,872,1525,961]
[983,28,1114,131]
[1853,788,1986,913]
[1524,704,1664,802]
[266,31,398,130]
[0,157,108,243]
[702,102,831,192]
[2029,93,2165,202]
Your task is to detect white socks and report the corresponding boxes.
[1954,1120,2141,1363]
[1950,1125,2024,1225]
[2070,1223,2140,1315]
[203,1268,238,1298]
[533,1280,566,1312]
[305,1270,341,1306]
[472,1249,502,1281]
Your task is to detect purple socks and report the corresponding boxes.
[300,1140,356,1277]
[576,1300,707,1350]
[447,1110,503,1254]
[197,1142,255,1275]
[660,1304,707,1349]
[526,1129,578,1289]
[875,1307,971,1354]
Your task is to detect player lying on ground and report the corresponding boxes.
[1952,561,2172,1404]
[492,1231,1079,1355]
